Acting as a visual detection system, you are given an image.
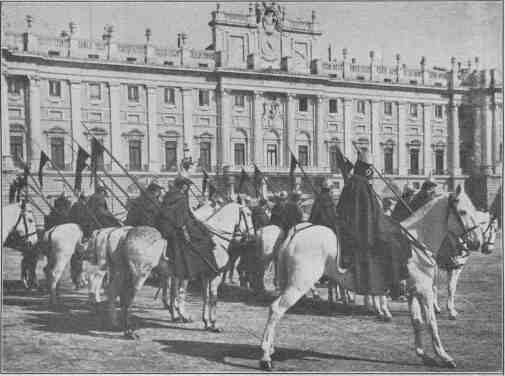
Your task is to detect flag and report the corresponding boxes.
[289,153,298,191]
[38,151,50,187]
[253,164,262,197]
[90,137,104,186]
[238,168,249,193]
[208,182,216,199]
[202,170,209,196]
[74,146,90,191]
[332,144,353,182]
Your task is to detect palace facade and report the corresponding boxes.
[1,3,502,212]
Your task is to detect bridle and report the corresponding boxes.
[446,195,483,253]
[4,201,38,248]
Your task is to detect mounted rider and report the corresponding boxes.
[156,175,218,280]
[125,182,163,227]
[409,177,438,212]
[391,183,415,222]
[282,191,304,233]
[309,179,339,234]
[269,191,287,228]
[251,198,270,232]
[44,193,72,230]
[86,185,122,230]
[66,191,94,238]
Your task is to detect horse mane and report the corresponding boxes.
[401,193,448,227]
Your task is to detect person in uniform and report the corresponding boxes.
[409,178,438,212]
[251,198,270,232]
[309,179,339,233]
[269,191,287,228]
[156,176,217,281]
[125,182,163,227]
[86,185,121,230]
[391,183,415,222]
[66,192,94,238]
[44,193,72,230]
[282,191,304,233]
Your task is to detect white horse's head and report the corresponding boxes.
[206,202,254,240]
[447,185,483,253]
[2,202,38,249]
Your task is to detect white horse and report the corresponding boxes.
[106,203,253,339]
[433,210,498,319]
[2,202,39,288]
[259,186,482,370]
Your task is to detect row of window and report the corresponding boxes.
[8,79,446,119]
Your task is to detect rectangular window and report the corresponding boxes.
[129,140,142,171]
[49,80,61,97]
[127,85,139,102]
[266,144,278,167]
[435,104,443,119]
[50,137,65,169]
[409,103,418,117]
[10,135,23,164]
[234,143,245,166]
[94,139,105,171]
[298,145,309,166]
[384,102,392,116]
[435,150,444,174]
[410,149,419,174]
[8,79,22,94]
[384,148,394,174]
[165,141,177,171]
[357,100,365,114]
[200,142,211,171]
[234,95,245,108]
[329,99,338,114]
[89,83,101,100]
[298,97,308,112]
[199,90,210,107]
[164,88,175,105]
[329,145,339,173]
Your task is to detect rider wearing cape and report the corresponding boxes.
[309,179,339,234]
[251,198,270,232]
[269,191,287,229]
[125,182,163,227]
[156,176,217,280]
[336,153,409,297]
[391,183,415,222]
[86,185,122,230]
[409,178,438,212]
[282,191,304,232]
[44,193,72,230]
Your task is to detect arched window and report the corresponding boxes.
[264,130,280,168]
[129,140,142,171]
[232,129,248,167]
[435,150,444,174]
[296,131,311,167]
[50,137,65,169]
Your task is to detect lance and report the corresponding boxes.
[202,168,228,203]
[286,146,319,196]
[80,121,219,274]
[25,195,46,217]
[351,142,413,215]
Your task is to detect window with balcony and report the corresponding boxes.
[384,102,392,116]
[357,100,365,114]
[409,103,418,117]
[199,90,210,107]
[89,83,101,100]
[329,145,339,173]
[435,150,444,174]
[234,143,246,166]
[10,135,23,165]
[164,88,175,105]
[200,142,211,171]
[298,97,308,112]
[164,141,177,171]
[128,85,139,102]
[266,144,278,167]
[129,140,142,171]
[49,80,61,97]
[409,149,419,174]
[298,145,309,167]
[50,137,65,169]
[8,79,22,94]
[329,99,338,114]
[435,104,443,119]
[234,95,245,108]
[384,148,394,174]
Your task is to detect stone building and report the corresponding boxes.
[1,3,502,215]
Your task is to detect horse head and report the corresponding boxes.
[3,202,38,250]
[447,185,483,253]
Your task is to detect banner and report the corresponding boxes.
[74,146,90,191]
[289,152,298,191]
[38,151,50,187]
[90,137,104,187]
[238,168,250,193]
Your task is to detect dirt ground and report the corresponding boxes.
[1,237,503,373]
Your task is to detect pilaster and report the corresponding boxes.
[343,98,353,157]
[370,99,381,169]
[146,85,160,172]
[29,75,41,170]
[69,80,82,169]
[1,67,12,170]
[315,95,327,168]
[448,103,462,176]
[219,89,232,167]
[423,103,432,175]
[182,87,194,163]
[397,101,408,175]
[109,81,121,171]
[253,91,263,165]
[481,98,493,174]
[286,93,297,167]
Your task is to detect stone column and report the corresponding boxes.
[448,102,461,175]
[472,104,482,174]
[315,95,327,168]
[109,81,121,171]
[253,91,263,165]
[182,87,194,162]
[28,75,41,170]
[69,80,82,168]
[370,100,381,170]
[219,89,232,167]
[423,103,432,175]
[492,104,501,172]
[146,85,160,172]
[397,101,408,175]
[286,93,297,167]
[343,98,353,157]
[481,98,493,174]
[1,67,12,170]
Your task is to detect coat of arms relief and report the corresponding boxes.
[262,97,283,129]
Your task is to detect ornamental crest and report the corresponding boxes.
[260,2,282,34]
[262,97,283,128]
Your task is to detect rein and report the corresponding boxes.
[6,204,37,243]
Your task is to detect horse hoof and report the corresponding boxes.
[443,359,457,368]
[449,314,457,320]
[208,326,222,333]
[181,316,193,324]
[124,330,139,340]
[259,360,273,371]
[421,354,438,367]
[383,315,393,323]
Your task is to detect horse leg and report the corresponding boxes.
[170,277,179,321]
[202,277,210,329]
[373,295,385,320]
[364,294,374,312]
[161,276,170,310]
[260,286,306,370]
[447,267,463,320]
[105,271,123,330]
[46,258,66,307]
[328,281,335,306]
[420,289,456,368]
[207,276,222,332]
[174,279,191,323]
[433,267,442,314]
[409,294,429,363]
[120,284,138,340]
[380,295,393,322]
